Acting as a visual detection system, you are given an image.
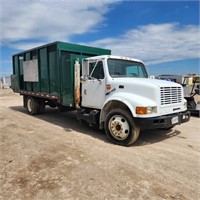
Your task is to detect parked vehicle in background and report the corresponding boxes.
[182,75,200,117]
[157,74,183,84]
[0,76,11,89]
[11,41,190,146]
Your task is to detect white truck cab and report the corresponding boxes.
[78,55,190,146]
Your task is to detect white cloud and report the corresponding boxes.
[0,0,116,44]
[9,42,48,51]
[0,0,199,66]
[86,23,200,65]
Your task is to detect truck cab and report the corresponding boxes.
[78,55,190,145]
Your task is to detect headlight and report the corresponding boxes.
[184,101,187,109]
[136,106,157,114]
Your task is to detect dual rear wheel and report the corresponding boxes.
[26,96,45,115]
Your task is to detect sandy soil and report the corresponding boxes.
[0,89,200,200]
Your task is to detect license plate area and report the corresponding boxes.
[171,116,179,124]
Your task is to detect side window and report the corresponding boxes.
[89,61,104,79]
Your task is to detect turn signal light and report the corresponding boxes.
[136,107,148,114]
[106,85,111,90]
[136,106,157,114]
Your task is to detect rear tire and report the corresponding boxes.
[38,99,45,114]
[26,96,39,115]
[48,100,57,108]
[104,108,140,146]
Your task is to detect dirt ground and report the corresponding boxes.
[0,89,199,200]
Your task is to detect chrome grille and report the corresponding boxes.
[160,87,182,105]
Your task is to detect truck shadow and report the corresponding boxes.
[135,129,181,146]
[10,106,107,142]
[10,106,181,146]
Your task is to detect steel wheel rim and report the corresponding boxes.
[27,98,32,112]
[108,115,130,140]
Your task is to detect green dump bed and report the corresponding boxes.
[11,41,111,107]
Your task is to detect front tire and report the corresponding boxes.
[104,108,140,146]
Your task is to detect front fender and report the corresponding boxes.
[100,92,156,125]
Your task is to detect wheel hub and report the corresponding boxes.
[116,124,121,131]
[109,115,130,140]
[27,99,32,112]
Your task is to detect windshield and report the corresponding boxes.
[107,58,148,78]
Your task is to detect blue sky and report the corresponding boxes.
[0,0,199,76]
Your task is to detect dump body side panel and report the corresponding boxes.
[11,41,111,108]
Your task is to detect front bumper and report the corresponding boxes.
[135,111,190,129]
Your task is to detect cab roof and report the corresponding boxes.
[84,55,144,64]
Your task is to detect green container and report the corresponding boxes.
[11,41,111,107]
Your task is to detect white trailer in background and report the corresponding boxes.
[0,76,11,89]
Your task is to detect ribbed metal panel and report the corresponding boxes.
[160,87,182,105]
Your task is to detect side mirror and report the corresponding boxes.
[80,75,85,82]
[80,75,102,84]
[80,75,88,83]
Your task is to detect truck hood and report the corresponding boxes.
[108,78,182,104]
[110,77,181,89]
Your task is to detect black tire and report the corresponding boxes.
[38,99,45,114]
[104,108,140,146]
[26,96,39,115]
[48,100,57,108]
[188,100,196,110]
